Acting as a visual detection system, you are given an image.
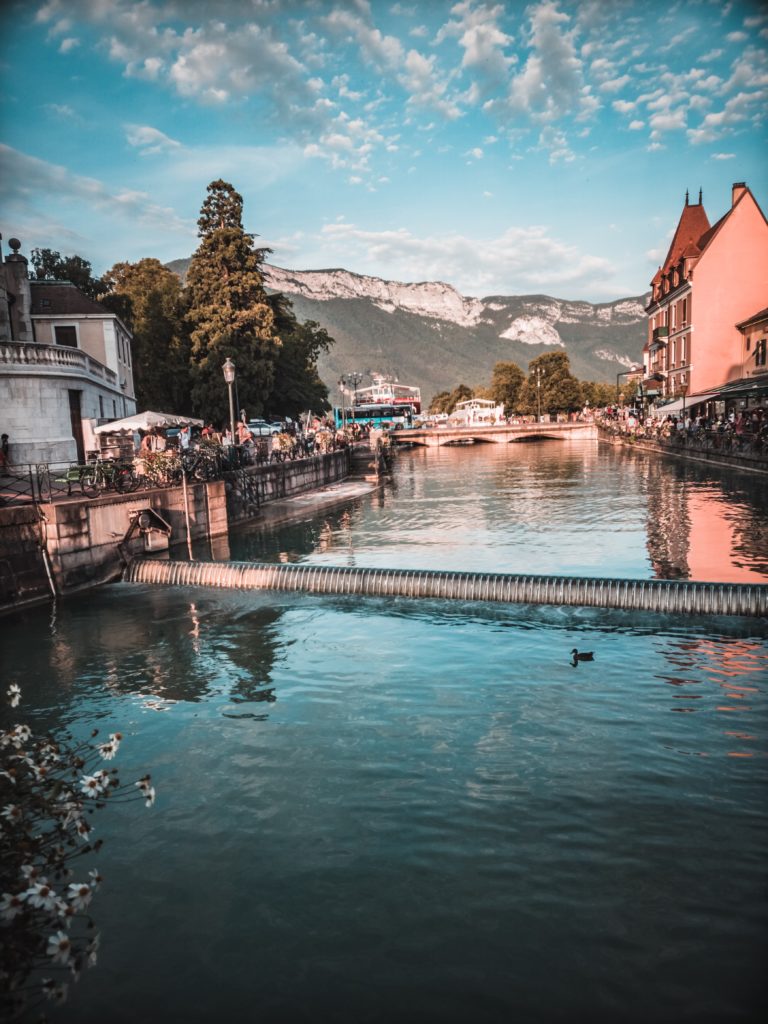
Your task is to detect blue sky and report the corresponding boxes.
[1,0,766,301]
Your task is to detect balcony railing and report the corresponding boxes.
[0,341,118,387]
[651,325,669,344]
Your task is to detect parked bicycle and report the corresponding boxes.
[52,459,141,498]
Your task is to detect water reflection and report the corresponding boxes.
[639,453,768,581]
[227,442,768,584]
[3,588,287,716]
[655,634,765,758]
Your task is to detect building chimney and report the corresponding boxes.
[732,182,747,207]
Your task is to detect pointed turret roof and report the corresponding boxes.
[660,198,710,275]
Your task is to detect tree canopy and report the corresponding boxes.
[185,180,281,423]
[267,293,331,418]
[489,361,525,412]
[429,384,473,414]
[518,352,583,416]
[30,248,107,300]
[101,259,191,413]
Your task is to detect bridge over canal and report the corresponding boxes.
[391,421,597,447]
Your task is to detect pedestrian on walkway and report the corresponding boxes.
[0,433,10,475]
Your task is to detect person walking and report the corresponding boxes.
[0,433,10,475]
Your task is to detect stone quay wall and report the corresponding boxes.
[0,503,52,609]
[225,449,351,522]
[0,449,352,614]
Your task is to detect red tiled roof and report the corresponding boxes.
[659,202,711,275]
[30,281,106,316]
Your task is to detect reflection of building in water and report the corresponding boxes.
[656,635,764,758]
[645,460,768,582]
[645,463,691,578]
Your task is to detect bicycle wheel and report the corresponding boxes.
[115,467,140,493]
[79,467,102,497]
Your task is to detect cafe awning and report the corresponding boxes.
[651,391,720,417]
[93,411,203,434]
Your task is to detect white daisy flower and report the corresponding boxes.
[46,930,71,965]
[7,684,21,707]
[66,883,92,911]
[25,881,58,912]
[1,804,22,825]
[0,892,25,921]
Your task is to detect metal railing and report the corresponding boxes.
[0,435,354,508]
[599,422,768,465]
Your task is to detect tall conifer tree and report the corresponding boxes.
[185,180,279,423]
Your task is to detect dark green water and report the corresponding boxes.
[3,442,767,1022]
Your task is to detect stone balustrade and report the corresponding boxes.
[0,340,118,386]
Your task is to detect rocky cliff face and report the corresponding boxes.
[168,257,649,401]
[261,265,649,398]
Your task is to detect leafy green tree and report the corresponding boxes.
[519,353,582,416]
[428,390,451,414]
[267,292,332,418]
[429,384,473,414]
[581,380,621,408]
[30,248,107,300]
[489,361,525,413]
[185,180,279,424]
[101,259,191,413]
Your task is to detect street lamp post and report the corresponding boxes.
[347,371,363,408]
[222,357,237,447]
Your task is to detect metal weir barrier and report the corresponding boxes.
[123,559,768,618]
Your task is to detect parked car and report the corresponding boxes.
[246,420,273,437]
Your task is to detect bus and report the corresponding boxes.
[333,403,416,430]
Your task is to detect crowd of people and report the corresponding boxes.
[598,404,768,456]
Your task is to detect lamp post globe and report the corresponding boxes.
[222,358,237,448]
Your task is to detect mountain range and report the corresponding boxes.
[167,259,649,405]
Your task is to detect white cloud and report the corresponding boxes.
[484,0,594,138]
[711,152,735,160]
[317,219,614,297]
[0,142,194,246]
[124,124,182,155]
[435,0,515,93]
[59,37,80,54]
[628,119,644,130]
[44,103,77,119]
[599,75,630,92]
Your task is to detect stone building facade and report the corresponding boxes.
[0,237,136,465]
[643,183,768,408]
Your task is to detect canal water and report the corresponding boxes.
[3,441,767,1023]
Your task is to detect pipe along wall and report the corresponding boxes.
[124,559,768,618]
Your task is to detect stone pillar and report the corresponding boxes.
[3,238,34,343]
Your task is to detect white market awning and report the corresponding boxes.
[93,411,203,434]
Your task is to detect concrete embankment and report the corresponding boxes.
[0,449,354,614]
[599,428,768,476]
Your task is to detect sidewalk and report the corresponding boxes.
[250,478,380,527]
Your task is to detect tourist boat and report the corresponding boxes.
[354,374,422,414]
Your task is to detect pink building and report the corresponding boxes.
[644,182,768,411]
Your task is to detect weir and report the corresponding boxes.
[123,559,768,618]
